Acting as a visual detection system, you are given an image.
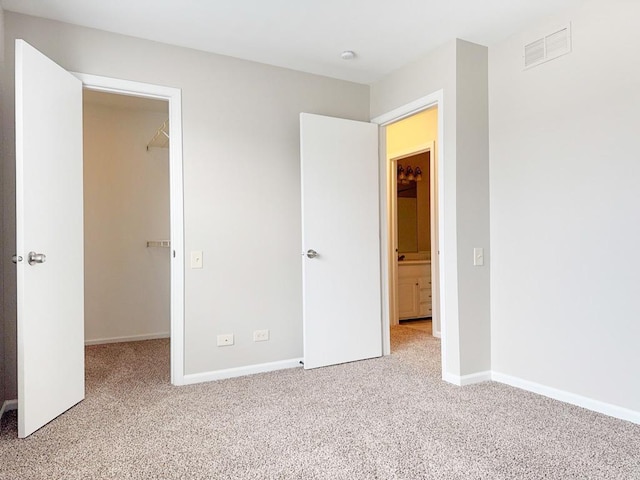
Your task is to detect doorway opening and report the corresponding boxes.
[372,90,446,375]
[386,108,439,350]
[75,73,185,386]
[82,89,171,375]
[393,149,434,332]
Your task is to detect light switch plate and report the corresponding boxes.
[473,247,484,266]
[190,251,203,269]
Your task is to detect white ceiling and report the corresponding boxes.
[1,0,585,84]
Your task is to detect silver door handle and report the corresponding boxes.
[12,254,23,264]
[28,251,46,266]
[306,249,318,259]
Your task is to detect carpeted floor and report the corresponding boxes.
[1,326,639,479]
[398,319,432,334]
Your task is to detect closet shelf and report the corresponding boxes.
[146,240,171,248]
[146,119,169,150]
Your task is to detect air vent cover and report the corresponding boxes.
[524,24,571,69]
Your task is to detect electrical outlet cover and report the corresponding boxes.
[253,329,269,342]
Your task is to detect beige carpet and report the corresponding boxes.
[1,326,639,479]
[399,319,432,333]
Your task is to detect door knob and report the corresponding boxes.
[27,251,46,266]
[306,249,319,259]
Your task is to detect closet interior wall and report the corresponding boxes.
[83,91,170,344]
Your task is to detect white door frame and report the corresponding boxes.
[73,73,185,386]
[371,90,446,376]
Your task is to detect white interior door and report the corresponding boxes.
[16,40,84,438]
[300,113,381,369]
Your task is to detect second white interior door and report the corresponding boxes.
[300,113,382,369]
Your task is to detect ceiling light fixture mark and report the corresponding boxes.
[340,50,356,60]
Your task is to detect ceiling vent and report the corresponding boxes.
[524,24,571,69]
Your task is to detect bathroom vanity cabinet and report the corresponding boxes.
[398,261,432,320]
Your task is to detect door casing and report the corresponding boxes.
[73,73,186,385]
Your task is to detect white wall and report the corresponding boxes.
[1,12,370,393]
[83,97,170,343]
[490,0,640,412]
[372,39,491,378]
[455,41,491,376]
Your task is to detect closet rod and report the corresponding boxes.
[146,240,171,248]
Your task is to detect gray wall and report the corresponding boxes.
[371,39,491,378]
[489,0,640,411]
[1,11,370,400]
[455,41,490,375]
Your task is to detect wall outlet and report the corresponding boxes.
[253,329,269,342]
[216,334,234,346]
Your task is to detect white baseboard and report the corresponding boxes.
[0,399,18,420]
[444,370,492,386]
[491,371,640,425]
[183,358,303,385]
[85,332,170,346]
[432,330,441,338]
